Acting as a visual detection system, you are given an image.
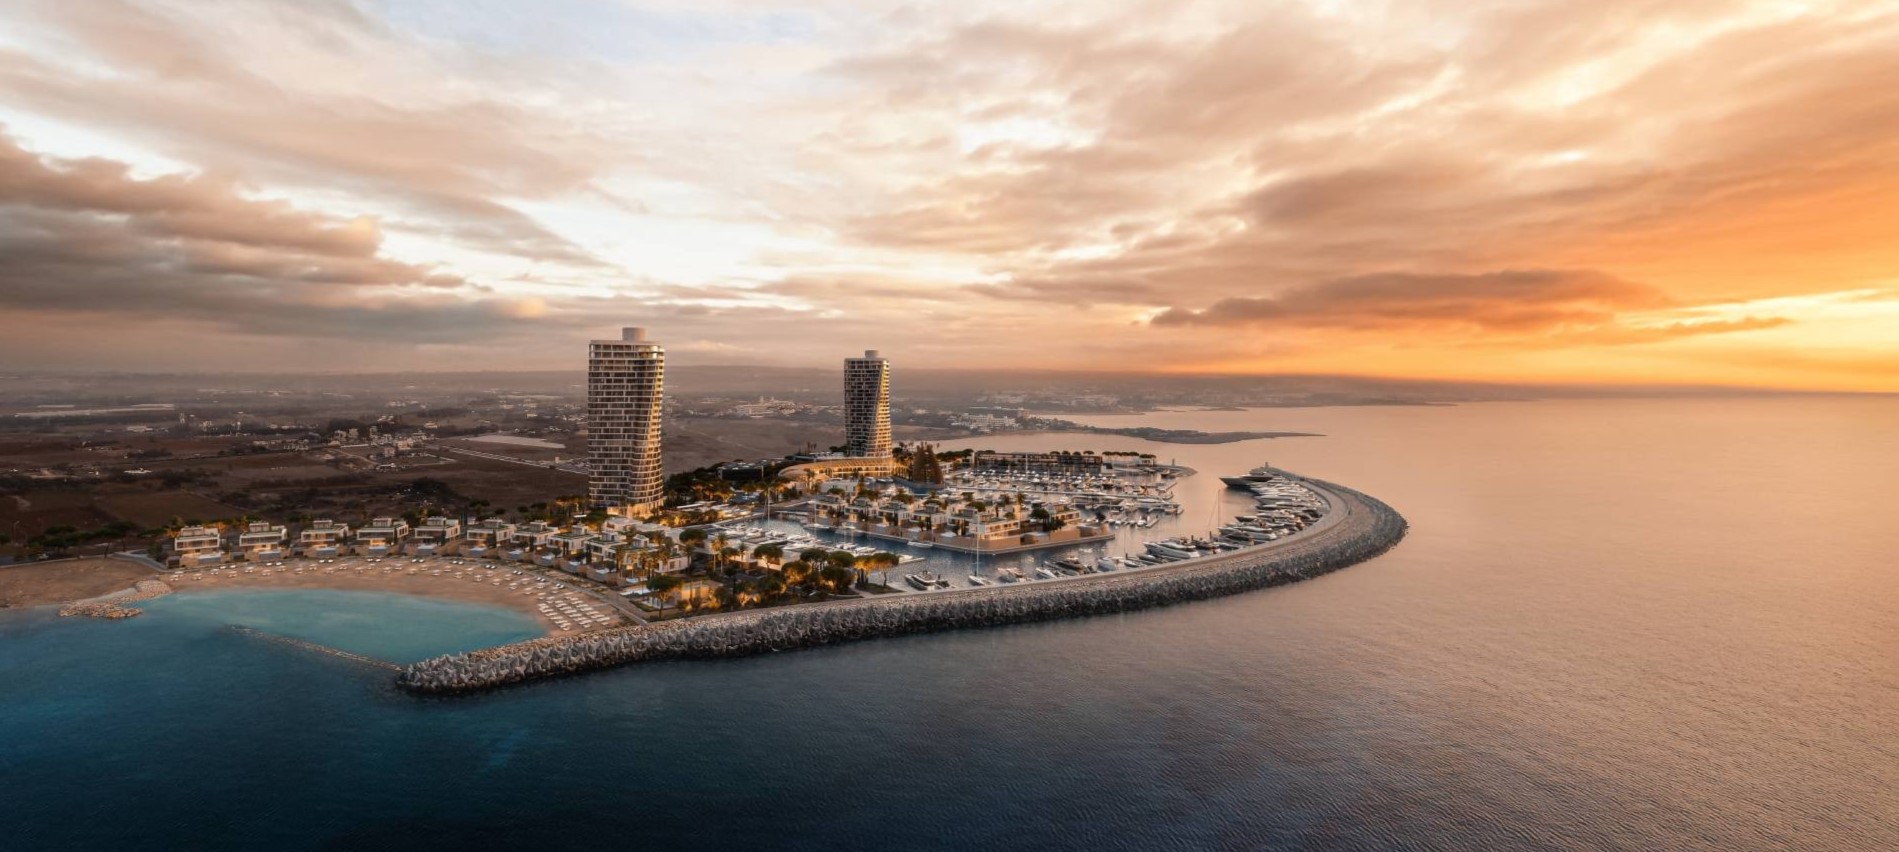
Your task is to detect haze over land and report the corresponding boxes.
[1,0,1897,391]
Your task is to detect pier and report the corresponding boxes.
[398,475,1407,695]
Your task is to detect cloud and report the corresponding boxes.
[0,0,612,266]
[0,0,1894,386]
[1148,268,1789,346]
[0,130,578,346]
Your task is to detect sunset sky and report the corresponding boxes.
[1,0,1895,390]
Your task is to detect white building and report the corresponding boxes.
[461,518,516,557]
[588,327,666,514]
[171,525,225,566]
[235,521,287,561]
[300,520,350,557]
[354,517,411,555]
[844,349,892,458]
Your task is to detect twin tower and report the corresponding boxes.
[587,328,891,513]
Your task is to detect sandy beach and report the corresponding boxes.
[0,558,158,609]
[164,557,635,633]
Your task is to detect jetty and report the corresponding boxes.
[398,476,1407,695]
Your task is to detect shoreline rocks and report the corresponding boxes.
[398,478,1408,695]
[58,580,174,620]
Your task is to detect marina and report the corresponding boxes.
[396,475,1406,694]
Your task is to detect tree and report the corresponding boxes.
[753,543,784,568]
[859,551,901,586]
[755,574,786,602]
[817,564,854,594]
[646,573,683,615]
[799,547,830,566]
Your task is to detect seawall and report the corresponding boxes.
[397,478,1407,695]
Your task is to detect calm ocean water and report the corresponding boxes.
[3,398,1895,850]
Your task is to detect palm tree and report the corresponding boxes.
[719,545,743,602]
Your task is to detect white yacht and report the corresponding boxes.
[1221,464,1278,489]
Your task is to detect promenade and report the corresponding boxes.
[398,476,1407,694]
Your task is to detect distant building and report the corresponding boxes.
[588,327,666,514]
[970,451,1107,474]
[844,349,892,458]
[731,397,798,417]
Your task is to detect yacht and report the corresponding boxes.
[1033,566,1059,580]
[904,571,941,591]
[910,540,934,550]
[1221,464,1278,489]
[1145,540,1199,560]
[967,573,992,587]
[997,567,1027,583]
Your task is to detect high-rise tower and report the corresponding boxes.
[588,327,665,513]
[844,349,892,458]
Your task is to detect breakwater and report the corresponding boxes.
[229,625,400,671]
[59,580,174,620]
[398,479,1407,695]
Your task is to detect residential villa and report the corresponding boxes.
[460,517,516,557]
[413,516,462,555]
[299,520,350,558]
[170,525,225,567]
[509,521,559,556]
[235,521,287,561]
[354,517,411,556]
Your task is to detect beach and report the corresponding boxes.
[3,554,628,634]
[161,558,627,633]
[0,557,158,609]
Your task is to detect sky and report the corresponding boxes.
[0,0,1896,390]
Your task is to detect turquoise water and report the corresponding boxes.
[2,398,1896,850]
[138,589,545,664]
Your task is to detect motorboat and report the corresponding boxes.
[905,571,944,590]
[967,574,992,586]
[1145,540,1199,560]
[1221,464,1278,489]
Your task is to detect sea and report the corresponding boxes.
[2,397,1895,850]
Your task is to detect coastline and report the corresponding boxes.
[158,566,592,633]
[399,475,1407,695]
[0,558,160,610]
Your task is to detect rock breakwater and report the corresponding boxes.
[59,580,174,620]
[398,479,1406,695]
